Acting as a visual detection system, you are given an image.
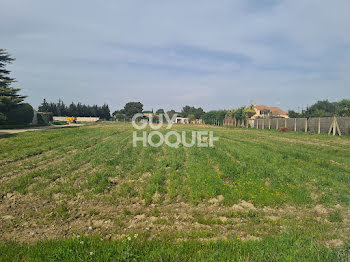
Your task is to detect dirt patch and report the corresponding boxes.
[325,239,344,247]
[0,191,349,246]
[208,195,224,205]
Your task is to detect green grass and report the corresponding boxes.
[1,122,350,259]
[0,233,347,262]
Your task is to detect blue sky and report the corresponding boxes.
[1,0,350,112]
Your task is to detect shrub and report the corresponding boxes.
[37,113,52,125]
[6,103,34,125]
[279,127,290,132]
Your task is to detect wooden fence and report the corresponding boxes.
[223,115,350,136]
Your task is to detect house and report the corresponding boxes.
[170,117,189,124]
[143,112,154,118]
[251,104,288,119]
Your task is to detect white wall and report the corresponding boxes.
[53,116,100,122]
[76,117,99,122]
[53,116,67,122]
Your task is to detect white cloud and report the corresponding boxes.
[1,0,349,111]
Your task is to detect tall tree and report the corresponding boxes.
[303,100,336,117]
[167,109,176,119]
[335,99,350,117]
[0,49,26,122]
[38,99,49,112]
[194,107,204,119]
[100,104,111,120]
[202,110,227,125]
[288,110,303,118]
[124,102,143,119]
[181,105,193,117]
[181,105,205,119]
[156,108,165,114]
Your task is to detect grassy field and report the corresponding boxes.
[0,123,350,261]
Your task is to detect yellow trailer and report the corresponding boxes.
[66,117,77,123]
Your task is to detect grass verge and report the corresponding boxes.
[0,232,348,262]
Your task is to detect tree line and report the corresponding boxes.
[201,106,256,125]
[38,99,111,120]
[288,99,350,118]
[112,102,206,122]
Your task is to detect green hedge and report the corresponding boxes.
[5,103,34,125]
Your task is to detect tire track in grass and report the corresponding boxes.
[218,133,313,206]
[0,126,120,178]
[0,135,101,180]
[217,130,350,206]
[83,132,134,195]
[220,128,350,166]
[0,127,117,183]
[0,127,126,195]
[138,129,170,204]
[218,131,344,179]
[181,127,348,207]
[182,140,223,204]
[49,129,132,196]
[0,127,97,164]
[161,133,187,202]
[172,129,193,202]
[48,132,132,197]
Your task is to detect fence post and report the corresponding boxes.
[284,119,287,127]
[262,118,265,129]
[294,118,297,132]
[276,119,279,130]
[268,119,271,129]
[335,117,342,136]
[318,117,321,134]
[257,119,259,129]
[305,118,308,132]
[328,118,333,135]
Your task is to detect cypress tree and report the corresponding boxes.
[0,49,26,122]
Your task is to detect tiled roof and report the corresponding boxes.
[253,105,287,116]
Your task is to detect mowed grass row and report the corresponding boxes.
[1,122,350,207]
[151,124,350,207]
[1,123,350,260]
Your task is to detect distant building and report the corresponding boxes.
[191,119,203,124]
[169,117,189,124]
[251,104,288,119]
[143,113,154,118]
[32,111,53,125]
[52,116,100,122]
